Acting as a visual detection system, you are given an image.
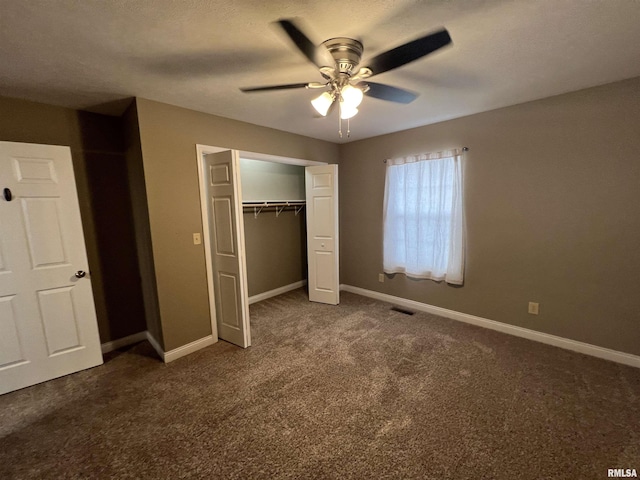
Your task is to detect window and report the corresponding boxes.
[383,149,465,284]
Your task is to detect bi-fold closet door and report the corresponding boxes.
[199,147,339,349]
[305,165,339,305]
[202,150,251,348]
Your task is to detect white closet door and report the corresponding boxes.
[305,164,339,305]
[204,150,251,348]
[0,141,102,395]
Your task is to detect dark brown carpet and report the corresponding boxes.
[1,289,639,479]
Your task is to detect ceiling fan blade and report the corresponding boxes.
[276,19,335,68]
[240,83,310,92]
[363,82,418,104]
[363,29,452,77]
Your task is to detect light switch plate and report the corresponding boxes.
[193,233,202,245]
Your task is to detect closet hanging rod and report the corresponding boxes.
[242,201,306,219]
[242,201,306,207]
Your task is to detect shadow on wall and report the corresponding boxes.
[74,110,146,343]
[0,95,146,345]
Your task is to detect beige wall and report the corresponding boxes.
[135,98,338,351]
[0,96,146,343]
[243,211,307,297]
[122,103,163,346]
[338,77,640,356]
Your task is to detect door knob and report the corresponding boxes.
[75,270,86,278]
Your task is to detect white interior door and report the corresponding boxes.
[0,141,102,395]
[203,150,251,348]
[305,164,339,305]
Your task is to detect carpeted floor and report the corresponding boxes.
[1,289,639,479]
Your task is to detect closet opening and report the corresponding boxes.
[196,145,338,349]
[239,157,309,305]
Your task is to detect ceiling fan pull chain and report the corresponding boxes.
[338,115,343,138]
[347,118,351,138]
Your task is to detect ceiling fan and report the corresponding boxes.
[240,19,452,136]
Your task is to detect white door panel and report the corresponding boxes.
[22,197,68,267]
[305,165,339,305]
[0,141,102,395]
[204,150,250,348]
[0,296,23,367]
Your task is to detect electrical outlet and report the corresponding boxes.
[528,302,539,315]
[378,273,385,283]
[193,233,202,245]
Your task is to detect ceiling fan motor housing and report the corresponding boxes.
[322,37,363,75]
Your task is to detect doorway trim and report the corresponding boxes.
[195,144,326,343]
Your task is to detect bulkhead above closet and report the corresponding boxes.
[239,158,305,203]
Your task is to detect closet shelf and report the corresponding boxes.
[242,201,306,218]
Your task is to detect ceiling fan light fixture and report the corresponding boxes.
[311,92,334,116]
[242,19,453,137]
[340,84,364,108]
[339,103,358,120]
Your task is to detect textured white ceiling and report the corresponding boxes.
[1,0,639,143]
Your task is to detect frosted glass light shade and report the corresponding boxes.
[311,92,334,116]
[340,103,358,119]
[341,85,364,108]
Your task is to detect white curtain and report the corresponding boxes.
[383,149,465,284]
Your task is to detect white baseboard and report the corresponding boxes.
[101,331,148,354]
[101,330,215,363]
[340,284,640,369]
[163,335,216,363]
[249,280,307,305]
